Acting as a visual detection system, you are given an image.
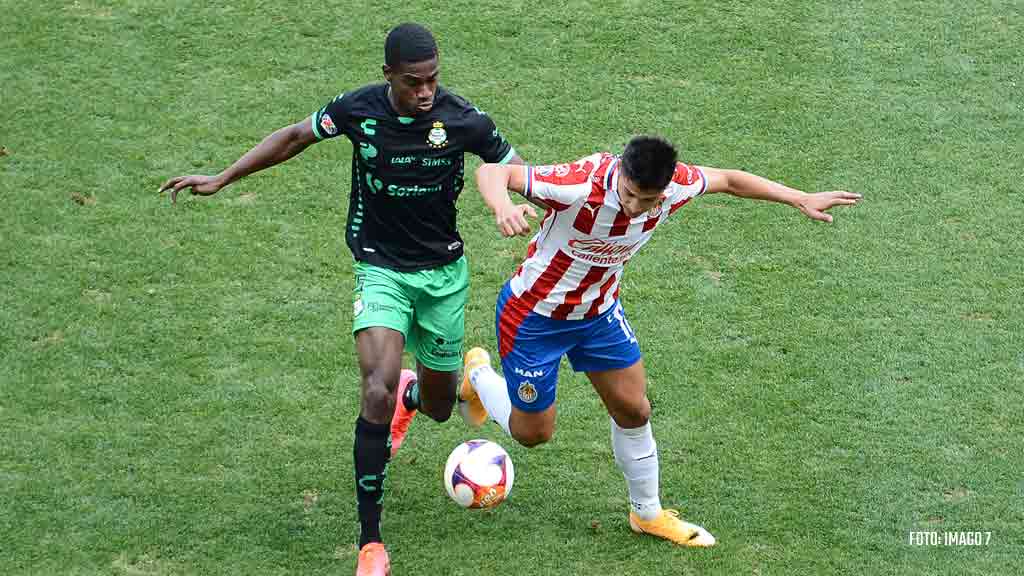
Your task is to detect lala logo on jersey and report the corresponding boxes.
[428,121,448,148]
[568,238,640,264]
[320,113,338,136]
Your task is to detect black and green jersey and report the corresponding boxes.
[310,84,516,272]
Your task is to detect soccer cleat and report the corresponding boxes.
[390,369,418,457]
[629,509,717,547]
[458,347,491,427]
[355,542,391,576]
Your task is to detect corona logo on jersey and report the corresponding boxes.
[568,238,640,265]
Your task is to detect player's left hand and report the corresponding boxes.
[797,191,861,223]
[496,203,538,237]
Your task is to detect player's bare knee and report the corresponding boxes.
[612,400,651,429]
[512,427,552,448]
[361,375,396,423]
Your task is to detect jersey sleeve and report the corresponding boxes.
[464,108,516,164]
[522,154,602,211]
[666,162,707,207]
[309,92,351,141]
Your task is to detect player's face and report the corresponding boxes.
[384,57,440,116]
[617,175,666,218]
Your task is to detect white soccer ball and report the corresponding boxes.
[443,439,514,509]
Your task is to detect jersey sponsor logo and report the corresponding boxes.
[672,163,700,186]
[517,381,538,404]
[574,160,594,174]
[320,113,338,136]
[513,367,544,378]
[359,142,378,166]
[568,238,639,265]
[581,202,601,217]
[535,163,592,185]
[386,183,441,197]
[428,121,448,148]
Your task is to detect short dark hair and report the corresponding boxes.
[385,23,438,68]
[620,136,678,190]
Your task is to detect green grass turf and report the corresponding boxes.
[2,1,1021,574]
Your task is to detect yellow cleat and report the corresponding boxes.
[629,509,716,547]
[459,347,491,427]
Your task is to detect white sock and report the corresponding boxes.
[469,364,512,436]
[611,419,662,521]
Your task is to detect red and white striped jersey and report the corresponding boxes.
[509,152,707,320]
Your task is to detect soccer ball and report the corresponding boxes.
[443,439,514,509]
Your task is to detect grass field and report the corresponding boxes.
[3,1,1022,574]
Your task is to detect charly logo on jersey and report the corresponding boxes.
[320,113,338,136]
[517,381,538,403]
[427,121,448,148]
[568,238,640,265]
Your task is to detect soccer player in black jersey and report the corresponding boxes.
[160,23,528,576]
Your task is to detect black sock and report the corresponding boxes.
[354,416,391,547]
[401,379,420,411]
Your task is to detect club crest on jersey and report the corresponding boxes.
[427,121,448,148]
[647,204,663,219]
[320,113,338,136]
[517,381,538,404]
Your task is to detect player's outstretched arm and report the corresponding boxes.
[159,119,318,204]
[700,167,861,223]
[476,163,537,237]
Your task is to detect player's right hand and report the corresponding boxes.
[495,203,537,237]
[159,174,224,204]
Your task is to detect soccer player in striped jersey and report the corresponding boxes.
[464,135,860,546]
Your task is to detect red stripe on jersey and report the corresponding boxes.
[585,271,620,317]
[668,197,693,216]
[498,295,537,358]
[542,198,572,211]
[573,182,607,234]
[550,264,609,320]
[642,212,662,232]
[499,250,574,357]
[609,209,631,237]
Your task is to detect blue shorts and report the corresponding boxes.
[495,282,641,413]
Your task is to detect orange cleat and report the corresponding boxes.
[390,369,417,457]
[355,542,390,575]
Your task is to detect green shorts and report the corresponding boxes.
[352,256,468,372]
